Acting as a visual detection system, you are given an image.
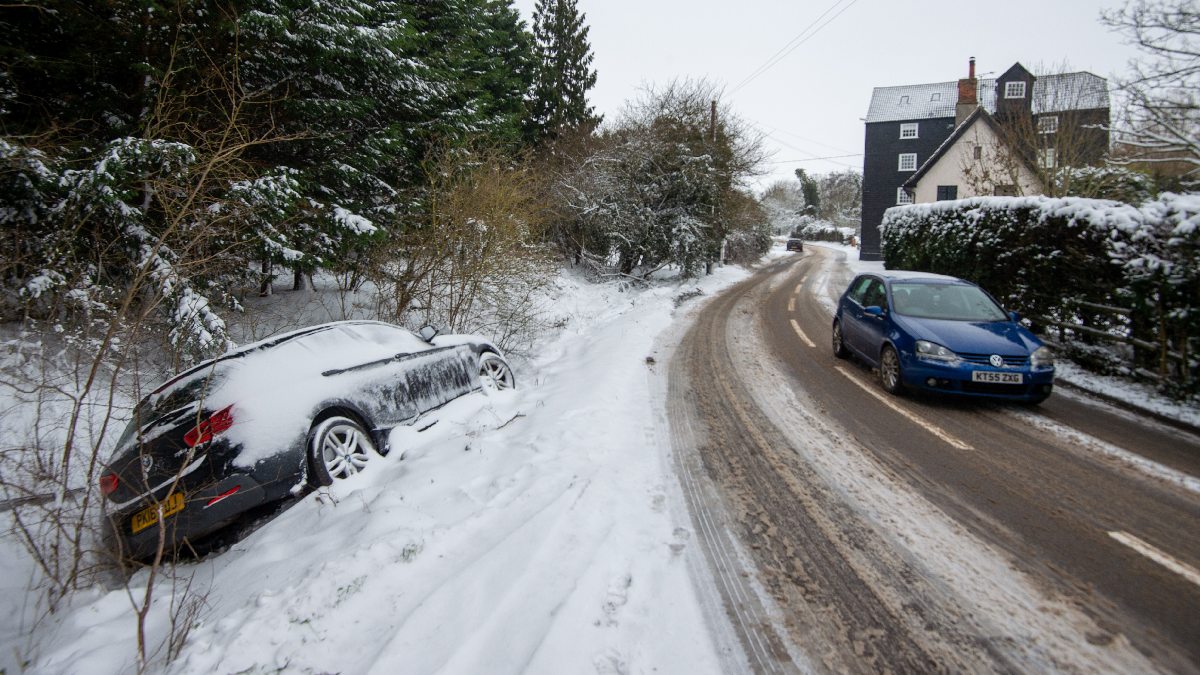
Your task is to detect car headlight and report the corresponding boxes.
[1030,345,1055,369]
[915,340,960,364]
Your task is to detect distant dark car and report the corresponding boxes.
[100,321,515,560]
[786,238,804,252]
[832,272,1054,403]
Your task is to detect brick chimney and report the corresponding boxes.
[956,57,978,127]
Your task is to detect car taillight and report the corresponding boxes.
[183,405,235,448]
[99,473,119,496]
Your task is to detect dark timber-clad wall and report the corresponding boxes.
[859,117,955,261]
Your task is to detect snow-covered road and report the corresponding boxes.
[8,243,1200,674]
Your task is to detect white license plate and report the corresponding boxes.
[971,371,1023,384]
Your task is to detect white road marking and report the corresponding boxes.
[789,319,815,348]
[794,281,804,295]
[788,297,795,313]
[835,366,974,451]
[1109,531,1200,588]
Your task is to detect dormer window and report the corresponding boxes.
[900,123,918,139]
[899,95,910,105]
[930,92,941,102]
[1004,81,1027,99]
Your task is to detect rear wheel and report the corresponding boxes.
[832,320,849,359]
[879,345,905,395]
[307,415,377,486]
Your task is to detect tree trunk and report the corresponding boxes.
[259,260,273,297]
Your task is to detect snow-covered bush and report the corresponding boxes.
[881,194,1199,395]
[546,80,768,279]
[1056,166,1156,203]
[792,218,855,244]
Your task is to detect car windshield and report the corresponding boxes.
[890,281,1008,321]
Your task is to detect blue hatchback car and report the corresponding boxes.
[832,271,1055,403]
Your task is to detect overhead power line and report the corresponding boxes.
[768,154,863,164]
[730,0,861,96]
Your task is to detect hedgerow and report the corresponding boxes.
[881,194,1199,396]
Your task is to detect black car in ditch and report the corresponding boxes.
[100,320,515,561]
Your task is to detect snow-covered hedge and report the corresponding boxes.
[792,219,855,243]
[881,194,1200,394]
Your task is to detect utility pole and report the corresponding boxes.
[708,99,719,275]
[710,99,717,142]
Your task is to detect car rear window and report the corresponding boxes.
[891,282,1007,321]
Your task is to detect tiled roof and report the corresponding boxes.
[865,71,1109,124]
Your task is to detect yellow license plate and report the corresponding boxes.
[131,491,185,534]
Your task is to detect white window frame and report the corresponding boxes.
[899,123,918,139]
[1038,115,1059,135]
[898,153,917,171]
[1004,81,1026,99]
[1039,148,1057,169]
[896,188,914,205]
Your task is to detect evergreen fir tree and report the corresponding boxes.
[526,0,599,143]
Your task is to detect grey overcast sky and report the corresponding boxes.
[510,0,1143,191]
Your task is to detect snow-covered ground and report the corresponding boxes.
[1,261,760,674]
[1,240,1195,673]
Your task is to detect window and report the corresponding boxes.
[1004,81,1026,99]
[862,280,889,310]
[1039,148,1057,168]
[899,123,918,139]
[848,276,874,304]
[898,153,917,171]
[896,187,914,205]
[899,95,911,105]
[973,145,983,160]
[936,185,958,201]
[994,185,1017,196]
[1038,115,1059,134]
[930,92,941,102]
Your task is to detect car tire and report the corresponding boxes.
[307,415,378,487]
[879,345,905,395]
[478,352,515,392]
[832,320,849,359]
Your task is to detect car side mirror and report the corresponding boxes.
[418,325,439,343]
[1009,311,1020,322]
[864,306,884,318]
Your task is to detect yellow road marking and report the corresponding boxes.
[834,366,974,451]
[1110,531,1200,588]
[790,319,815,348]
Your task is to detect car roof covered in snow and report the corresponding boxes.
[868,270,964,283]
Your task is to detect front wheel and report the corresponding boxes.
[307,415,378,487]
[879,345,905,395]
[832,320,849,359]
[479,352,516,392]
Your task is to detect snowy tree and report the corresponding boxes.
[1102,0,1200,185]
[526,0,600,142]
[816,169,863,231]
[793,168,821,216]
[550,80,767,277]
[760,181,806,235]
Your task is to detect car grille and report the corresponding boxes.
[958,352,1028,367]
